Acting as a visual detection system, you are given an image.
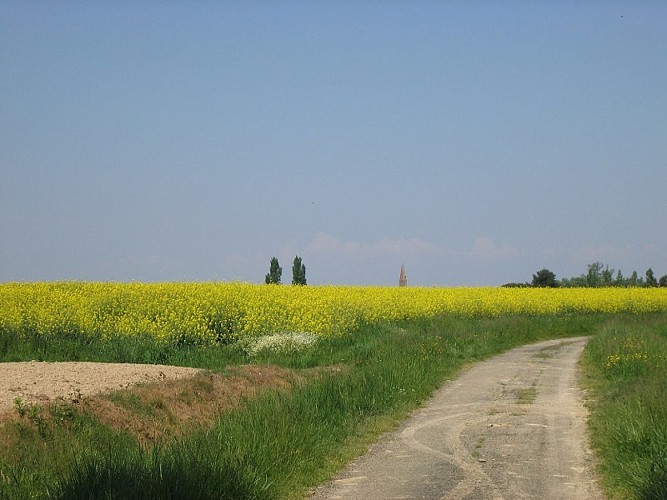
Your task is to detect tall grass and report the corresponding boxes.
[582,314,667,499]
[3,313,664,498]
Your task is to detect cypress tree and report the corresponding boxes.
[292,256,306,285]
[265,257,282,284]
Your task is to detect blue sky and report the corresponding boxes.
[1,1,665,286]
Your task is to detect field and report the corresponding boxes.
[2,282,666,345]
[1,283,666,499]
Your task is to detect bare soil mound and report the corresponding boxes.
[0,361,203,413]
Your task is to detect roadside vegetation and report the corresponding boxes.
[0,313,611,499]
[582,314,667,500]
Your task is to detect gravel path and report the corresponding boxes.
[311,337,602,499]
[0,361,202,413]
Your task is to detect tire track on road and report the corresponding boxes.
[311,337,602,500]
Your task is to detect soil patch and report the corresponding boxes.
[0,361,202,414]
[0,361,330,447]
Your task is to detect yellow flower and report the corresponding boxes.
[1,283,666,344]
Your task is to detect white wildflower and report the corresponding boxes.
[240,331,318,357]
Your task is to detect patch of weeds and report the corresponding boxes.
[48,400,77,428]
[13,398,50,439]
[13,398,27,419]
[515,384,537,404]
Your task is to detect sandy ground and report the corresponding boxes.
[0,361,203,414]
[311,337,603,500]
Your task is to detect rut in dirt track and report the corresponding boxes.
[311,337,602,500]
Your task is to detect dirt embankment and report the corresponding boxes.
[0,361,304,446]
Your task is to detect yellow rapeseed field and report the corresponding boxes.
[1,282,666,344]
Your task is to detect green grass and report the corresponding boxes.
[0,329,246,369]
[581,314,667,500]
[1,313,664,498]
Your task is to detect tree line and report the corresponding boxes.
[265,256,306,285]
[264,256,665,288]
[504,262,667,288]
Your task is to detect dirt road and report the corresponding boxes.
[312,337,602,499]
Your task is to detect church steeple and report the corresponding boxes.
[399,264,407,287]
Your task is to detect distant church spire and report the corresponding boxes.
[399,265,407,287]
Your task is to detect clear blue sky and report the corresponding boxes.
[1,1,665,286]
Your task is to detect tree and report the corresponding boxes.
[559,264,663,288]
[291,256,306,285]
[531,268,559,288]
[265,257,282,284]
[585,262,604,287]
[646,268,658,287]
[614,269,625,287]
[601,265,614,286]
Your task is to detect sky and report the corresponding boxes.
[1,1,666,286]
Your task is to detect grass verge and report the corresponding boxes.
[581,314,667,500]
